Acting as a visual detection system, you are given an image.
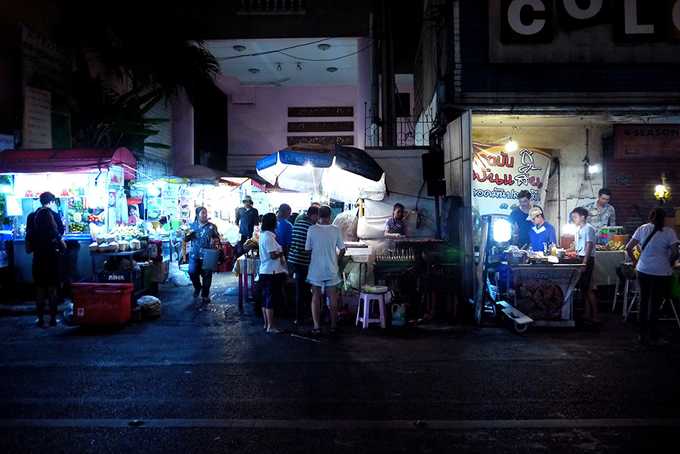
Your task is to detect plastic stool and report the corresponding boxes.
[356,285,390,329]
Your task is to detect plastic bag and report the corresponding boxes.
[136,295,161,319]
[62,302,77,326]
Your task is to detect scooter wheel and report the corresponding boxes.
[513,322,529,334]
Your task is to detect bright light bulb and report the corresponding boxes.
[588,164,601,174]
[504,139,518,153]
[562,223,578,236]
[492,218,512,243]
[654,184,670,200]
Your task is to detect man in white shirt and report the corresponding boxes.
[571,207,599,325]
[305,205,346,334]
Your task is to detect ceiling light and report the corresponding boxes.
[317,43,331,51]
[588,164,601,174]
[233,45,246,52]
[326,67,338,73]
[248,68,260,74]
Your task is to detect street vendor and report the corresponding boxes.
[384,203,408,238]
[528,207,556,252]
[510,190,540,248]
[570,207,599,325]
[585,188,616,229]
[235,195,259,244]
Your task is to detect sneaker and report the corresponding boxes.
[193,288,201,298]
[201,297,211,304]
[266,328,281,334]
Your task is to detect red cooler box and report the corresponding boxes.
[72,283,133,325]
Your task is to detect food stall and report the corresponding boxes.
[256,145,451,322]
[476,214,585,331]
[0,148,136,284]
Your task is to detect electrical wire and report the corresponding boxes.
[277,42,373,62]
[217,38,330,60]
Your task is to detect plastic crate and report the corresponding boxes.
[72,283,133,325]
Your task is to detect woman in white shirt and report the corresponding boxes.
[258,213,288,333]
[626,208,680,345]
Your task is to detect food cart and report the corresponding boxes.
[0,147,136,284]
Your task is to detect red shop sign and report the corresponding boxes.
[614,124,680,159]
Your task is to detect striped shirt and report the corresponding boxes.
[287,214,314,266]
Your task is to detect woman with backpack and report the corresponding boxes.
[626,208,680,346]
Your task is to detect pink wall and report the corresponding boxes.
[228,84,361,176]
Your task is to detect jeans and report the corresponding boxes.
[36,285,58,321]
[292,264,310,322]
[260,273,286,309]
[637,272,671,342]
[189,258,213,298]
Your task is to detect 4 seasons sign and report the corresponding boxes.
[472,143,552,216]
[499,0,680,43]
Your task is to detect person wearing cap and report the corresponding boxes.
[235,195,259,244]
[527,207,556,253]
[509,190,539,247]
[276,203,293,257]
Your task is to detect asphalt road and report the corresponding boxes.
[1,275,679,453]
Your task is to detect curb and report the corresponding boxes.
[0,303,69,316]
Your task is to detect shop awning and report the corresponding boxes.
[0,147,137,179]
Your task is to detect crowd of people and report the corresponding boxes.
[24,187,678,346]
[185,197,347,335]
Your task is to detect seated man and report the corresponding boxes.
[384,203,408,238]
[527,207,556,252]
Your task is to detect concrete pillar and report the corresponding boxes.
[171,89,194,174]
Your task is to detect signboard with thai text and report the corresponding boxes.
[614,124,680,159]
[472,143,552,216]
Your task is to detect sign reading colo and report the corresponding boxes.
[472,143,552,216]
[501,0,680,43]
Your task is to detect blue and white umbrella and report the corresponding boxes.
[256,145,386,201]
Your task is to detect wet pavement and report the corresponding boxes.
[1,273,679,453]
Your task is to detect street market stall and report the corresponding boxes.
[0,147,135,284]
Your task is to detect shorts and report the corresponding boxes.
[307,277,342,292]
[578,256,595,292]
[260,273,286,309]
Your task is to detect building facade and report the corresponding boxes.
[415,0,680,298]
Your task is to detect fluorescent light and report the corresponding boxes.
[588,164,601,174]
[492,218,512,243]
[504,139,518,153]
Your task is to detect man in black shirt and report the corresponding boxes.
[235,196,259,244]
[26,192,65,327]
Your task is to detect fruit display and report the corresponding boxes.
[596,237,628,251]
[68,222,87,234]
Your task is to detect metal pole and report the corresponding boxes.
[434,193,441,239]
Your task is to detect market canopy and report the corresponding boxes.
[0,147,136,179]
[255,145,386,201]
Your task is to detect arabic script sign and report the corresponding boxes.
[472,143,552,216]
